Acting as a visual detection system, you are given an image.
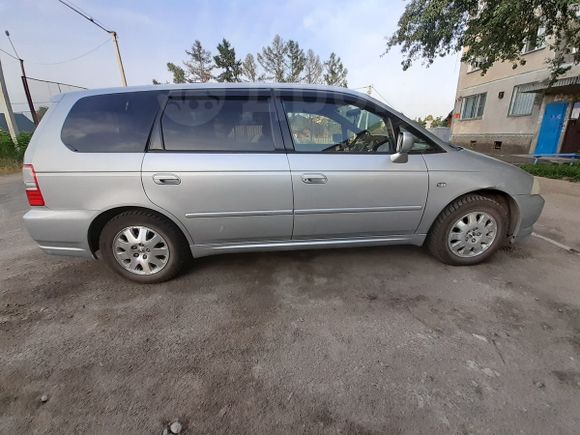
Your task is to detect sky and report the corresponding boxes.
[0,0,461,119]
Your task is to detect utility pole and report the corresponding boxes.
[111,32,127,86]
[0,56,20,141]
[5,31,38,124]
[57,0,128,86]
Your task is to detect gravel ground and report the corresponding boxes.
[1,173,579,434]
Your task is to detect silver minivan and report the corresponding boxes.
[23,84,544,283]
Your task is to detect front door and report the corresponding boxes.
[278,93,429,240]
[561,101,580,154]
[142,90,293,246]
[535,102,568,155]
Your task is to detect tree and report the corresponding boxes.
[303,49,323,84]
[213,38,242,82]
[242,53,259,81]
[184,40,214,82]
[257,35,288,82]
[286,40,306,82]
[324,52,348,87]
[386,0,580,80]
[167,62,188,83]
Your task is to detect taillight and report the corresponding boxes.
[22,164,45,206]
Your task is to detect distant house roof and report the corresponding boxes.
[0,113,36,134]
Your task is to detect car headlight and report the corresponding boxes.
[531,176,541,195]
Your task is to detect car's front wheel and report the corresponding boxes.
[427,194,508,265]
[99,210,189,283]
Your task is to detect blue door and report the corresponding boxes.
[535,102,568,155]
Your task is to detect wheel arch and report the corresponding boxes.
[426,188,520,240]
[87,206,193,256]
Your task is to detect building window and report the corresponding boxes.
[461,93,486,120]
[522,24,546,53]
[467,56,486,73]
[509,85,537,116]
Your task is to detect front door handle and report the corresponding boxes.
[152,173,181,185]
[301,173,328,184]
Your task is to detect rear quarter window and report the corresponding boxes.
[61,91,165,153]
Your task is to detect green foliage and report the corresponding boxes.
[213,38,242,82]
[258,35,289,82]
[303,49,324,84]
[324,53,348,87]
[0,130,32,169]
[386,0,580,80]
[415,117,427,127]
[519,163,580,182]
[286,40,306,82]
[155,36,349,85]
[184,40,214,82]
[167,62,188,84]
[242,53,258,82]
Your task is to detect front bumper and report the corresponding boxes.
[513,194,545,242]
[23,208,95,258]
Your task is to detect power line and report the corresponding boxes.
[0,46,18,60]
[57,0,127,86]
[57,0,112,33]
[30,38,110,65]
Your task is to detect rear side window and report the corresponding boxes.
[160,96,275,152]
[61,91,164,152]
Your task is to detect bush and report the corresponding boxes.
[519,163,580,182]
[0,130,32,161]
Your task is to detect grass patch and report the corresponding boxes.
[0,157,22,174]
[519,163,580,182]
[0,130,32,174]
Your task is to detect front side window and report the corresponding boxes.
[161,96,275,152]
[461,93,486,120]
[61,91,164,152]
[509,85,537,116]
[282,99,397,153]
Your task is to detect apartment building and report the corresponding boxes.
[450,36,580,155]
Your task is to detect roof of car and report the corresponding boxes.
[58,82,367,99]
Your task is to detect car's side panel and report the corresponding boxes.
[418,151,535,235]
[287,154,429,239]
[142,153,294,245]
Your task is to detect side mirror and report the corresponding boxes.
[391,131,415,163]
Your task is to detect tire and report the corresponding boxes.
[426,194,508,266]
[99,210,190,283]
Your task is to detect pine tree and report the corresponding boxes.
[257,35,288,82]
[184,40,214,82]
[324,53,348,87]
[213,39,242,82]
[167,62,188,83]
[242,54,259,82]
[303,49,323,84]
[286,40,305,82]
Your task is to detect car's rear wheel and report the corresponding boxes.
[427,194,508,265]
[99,210,189,283]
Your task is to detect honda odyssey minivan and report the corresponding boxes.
[23,84,544,283]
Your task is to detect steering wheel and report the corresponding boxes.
[349,129,371,149]
[320,129,372,152]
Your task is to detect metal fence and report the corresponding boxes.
[12,77,86,127]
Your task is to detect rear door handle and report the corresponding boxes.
[152,173,181,185]
[301,173,328,184]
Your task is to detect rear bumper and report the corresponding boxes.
[23,208,95,258]
[513,194,545,242]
